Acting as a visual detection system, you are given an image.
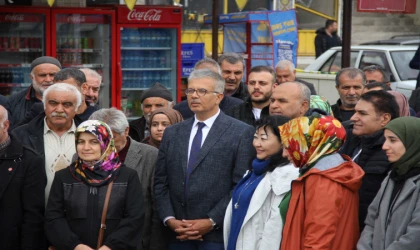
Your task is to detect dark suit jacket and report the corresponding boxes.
[154,112,255,243]
[0,135,46,249]
[124,138,167,250]
[173,96,243,120]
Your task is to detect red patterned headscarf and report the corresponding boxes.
[279,114,346,169]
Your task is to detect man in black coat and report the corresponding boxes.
[225,65,274,126]
[174,58,243,120]
[0,105,46,249]
[129,83,173,142]
[8,56,61,126]
[340,90,399,232]
[218,53,249,101]
[315,19,342,58]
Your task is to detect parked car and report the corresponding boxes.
[297,45,419,103]
[360,34,420,46]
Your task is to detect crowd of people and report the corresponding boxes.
[1,50,420,250]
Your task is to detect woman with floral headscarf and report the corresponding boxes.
[279,114,364,250]
[45,120,144,250]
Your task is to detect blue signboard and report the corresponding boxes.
[268,10,298,67]
[224,23,247,53]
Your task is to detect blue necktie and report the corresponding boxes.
[186,122,205,189]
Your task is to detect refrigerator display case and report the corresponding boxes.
[0,7,51,96]
[51,8,116,109]
[117,6,182,120]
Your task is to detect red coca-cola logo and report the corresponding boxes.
[127,9,162,21]
[67,16,86,23]
[5,14,24,21]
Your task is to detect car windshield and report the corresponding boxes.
[390,51,419,81]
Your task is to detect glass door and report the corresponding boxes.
[55,13,112,108]
[0,12,46,96]
[120,27,177,120]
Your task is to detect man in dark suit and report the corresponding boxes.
[0,105,46,249]
[154,69,255,250]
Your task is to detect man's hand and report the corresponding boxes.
[74,244,93,250]
[166,218,194,233]
[175,219,213,241]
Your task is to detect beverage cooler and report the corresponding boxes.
[116,5,182,120]
[51,8,116,109]
[0,8,51,96]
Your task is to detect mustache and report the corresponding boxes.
[225,79,236,83]
[51,112,68,118]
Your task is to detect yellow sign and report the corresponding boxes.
[235,0,248,11]
[124,0,136,10]
[47,0,54,7]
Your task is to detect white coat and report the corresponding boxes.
[223,163,299,250]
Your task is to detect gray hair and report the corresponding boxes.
[218,52,245,70]
[194,58,222,74]
[188,69,225,93]
[0,105,8,129]
[89,108,129,135]
[80,68,102,83]
[42,83,82,110]
[275,60,295,74]
[297,82,311,103]
[335,67,366,86]
[362,65,391,83]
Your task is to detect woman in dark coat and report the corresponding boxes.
[45,120,144,250]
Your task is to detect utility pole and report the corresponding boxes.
[212,0,219,61]
[341,0,352,68]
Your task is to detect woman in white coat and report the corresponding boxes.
[224,115,299,250]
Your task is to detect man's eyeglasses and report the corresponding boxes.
[185,88,219,96]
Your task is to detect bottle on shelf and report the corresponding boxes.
[126,95,133,116]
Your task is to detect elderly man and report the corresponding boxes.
[17,68,98,126]
[363,65,391,86]
[173,58,243,119]
[269,81,324,119]
[89,107,165,250]
[0,105,46,249]
[8,56,61,126]
[12,83,82,203]
[331,68,365,122]
[340,90,399,232]
[129,82,173,142]
[154,69,255,250]
[219,53,249,100]
[80,68,102,106]
[225,65,274,125]
[275,60,317,95]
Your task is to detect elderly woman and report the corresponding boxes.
[45,120,144,250]
[279,114,364,250]
[142,107,183,148]
[310,95,333,116]
[358,117,420,249]
[224,116,299,250]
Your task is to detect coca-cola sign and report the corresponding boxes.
[67,15,86,23]
[5,14,24,21]
[127,9,162,21]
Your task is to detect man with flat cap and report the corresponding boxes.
[8,56,61,126]
[129,83,174,142]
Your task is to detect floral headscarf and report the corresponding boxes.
[69,120,121,186]
[310,95,334,116]
[279,114,346,170]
